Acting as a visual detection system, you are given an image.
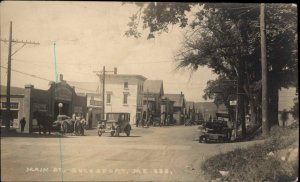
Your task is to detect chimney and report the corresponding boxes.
[59,74,63,81]
[181,91,183,96]
[114,67,117,74]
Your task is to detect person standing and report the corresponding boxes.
[226,120,233,141]
[20,117,26,133]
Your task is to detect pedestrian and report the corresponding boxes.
[80,116,87,135]
[226,120,233,141]
[20,117,26,133]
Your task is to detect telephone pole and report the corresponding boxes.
[1,21,39,130]
[102,66,105,120]
[260,3,269,137]
[94,66,115,120]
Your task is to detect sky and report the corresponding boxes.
[0,1,217,102]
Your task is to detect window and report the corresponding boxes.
[107,93,111,104]
[123,94,128,105]
[124,82,128,89]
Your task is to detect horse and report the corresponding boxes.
[32,111,53,135]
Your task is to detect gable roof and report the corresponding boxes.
[144,80,163,95]
[1,85,25,96]
[185,101,195,109]
[164,93,185,107]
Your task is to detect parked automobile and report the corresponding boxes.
[98,112,131,137]
[199,112,232,143]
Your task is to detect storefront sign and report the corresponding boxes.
[230,100,237,106]
[1,102,19,110]
[89,99,102,107]
[55,87,72,101]
[33,103,48,112]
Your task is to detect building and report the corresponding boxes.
[278,87,298,126]
[194,102,227,121]
[68,81,102,128]
[0,75,87,133]
[142,80,164,122]
[98,71,147,125]
[164,92,186,125]
[185,101,196,121]
[161,96,175,125]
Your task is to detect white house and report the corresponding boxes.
[99,72,147,125]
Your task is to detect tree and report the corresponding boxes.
[125,3,298,137]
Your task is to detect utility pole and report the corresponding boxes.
[94,66,115,120]
[260,3,269,137]
[102,66,105,120]
[1,21,39,130]
[146,89,149,123]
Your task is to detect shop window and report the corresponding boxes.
[107,93,111,104]
[124,82,128,89]
[123,94,128,105]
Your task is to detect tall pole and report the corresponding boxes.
[54,42,58,83]
[102,66,105,120]
[146,89,149,122]
[5,21,12,130]
[260,3,269,137]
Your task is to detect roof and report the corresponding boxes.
[102,74,147,81]
[164,94,185,107]
[144,80,163,94]
[185,101,194,109]
[67,81,100,94]
[194,102,227,112]
[1,85,25,96]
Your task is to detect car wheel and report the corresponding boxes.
[110,131,115,137]
[126,130,130,137]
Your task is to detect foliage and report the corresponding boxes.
[125,3,298,128]
[202,125,298,181]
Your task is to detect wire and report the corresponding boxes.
[0,65,98,93]
[0,65,52,82]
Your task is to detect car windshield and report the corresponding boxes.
[107,114,119,121]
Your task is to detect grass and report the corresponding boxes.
[201,123,299,182]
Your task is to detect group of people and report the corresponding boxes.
[69,114,87,135]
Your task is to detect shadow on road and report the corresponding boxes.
[1,132,67,138]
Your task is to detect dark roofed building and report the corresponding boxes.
[142,80,164,125]
[164,92,186,125]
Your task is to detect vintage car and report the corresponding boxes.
[98,112,131,137]
[199,112,232,143]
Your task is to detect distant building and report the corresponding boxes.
[143,80,164,122]
[278,87,298,125]
[164,92,186,125]
[194,102,227,121]
[98,71,147,125]
[185,101,196,121]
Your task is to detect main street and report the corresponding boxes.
[1,126,261,182]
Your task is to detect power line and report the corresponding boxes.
[0,65,97,93]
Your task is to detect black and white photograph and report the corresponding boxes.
[0,2,298,182]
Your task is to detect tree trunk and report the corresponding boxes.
[268,87,279,127]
